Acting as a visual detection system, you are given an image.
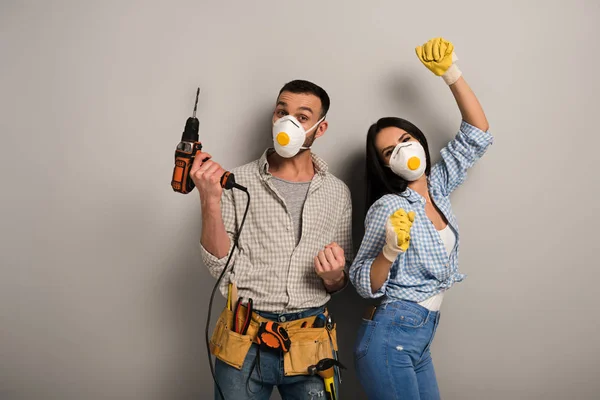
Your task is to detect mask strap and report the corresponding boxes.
[305,116,325,135]
[299,116,326,150]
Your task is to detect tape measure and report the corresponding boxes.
[256,321,291,352]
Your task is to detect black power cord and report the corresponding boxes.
[204,184,250,400]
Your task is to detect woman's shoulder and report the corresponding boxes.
[368,193,411,215]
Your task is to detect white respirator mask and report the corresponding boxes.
[388,141,427,181]
[272,115,324,158]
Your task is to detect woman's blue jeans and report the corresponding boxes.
[354,300,441,400]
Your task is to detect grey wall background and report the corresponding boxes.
[1,0,599,399]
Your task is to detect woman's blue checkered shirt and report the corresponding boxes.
[349,121,493,303]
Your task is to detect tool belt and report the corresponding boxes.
[209,306,338,376]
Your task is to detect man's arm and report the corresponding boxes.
[191,151,237,277]
[200,200,230,259]
[315,189,352,293]
[315,244,347,293]
[190,151,230,257]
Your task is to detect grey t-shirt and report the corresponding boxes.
[271,177,311,246]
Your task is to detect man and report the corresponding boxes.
[191,79,353,399]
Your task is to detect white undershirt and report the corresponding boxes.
[438,224,457,256]
[418,224,456,311]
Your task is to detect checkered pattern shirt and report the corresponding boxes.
[200,149,353,313]
[349,121,493,303]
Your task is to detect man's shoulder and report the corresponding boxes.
[230,149,271,177]
[231,158,260,173]
[230,158,263,180]
[322,172,351,201]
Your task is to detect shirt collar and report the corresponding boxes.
[403,188,423,203]
[258,148,329,179]
[402,174,438,203]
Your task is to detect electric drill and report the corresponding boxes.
[171,88,245,194]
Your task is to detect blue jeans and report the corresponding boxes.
[214,307,327,400]
[354,300,441,400]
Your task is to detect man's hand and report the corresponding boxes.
[415,37,462,85]
[382,209,416,262]
[190,151,226,206]
[314,242,346,288]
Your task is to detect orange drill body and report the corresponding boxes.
[172,88,202,194]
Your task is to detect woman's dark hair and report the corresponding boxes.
[366,117,432,209]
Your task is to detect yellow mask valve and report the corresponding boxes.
[407,157,421,171]
[276,132,290,146]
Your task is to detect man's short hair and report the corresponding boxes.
[279,80,330,118]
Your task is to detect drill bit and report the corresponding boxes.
[193,87,200,118]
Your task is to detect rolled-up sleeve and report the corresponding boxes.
[349,200,396,299]
[335,188,354,266]
[430,121,494,196]
[199,188,238,278]
[327,188,354,294]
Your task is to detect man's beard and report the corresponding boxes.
[302,131,317,148]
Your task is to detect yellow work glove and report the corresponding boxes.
[415,37,462,85]
[382,209,416,262]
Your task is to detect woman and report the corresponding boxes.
[349,37,492,400]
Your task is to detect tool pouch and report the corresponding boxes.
[209,307,253,370]
[282,323,338,376]
[209,307,339,375]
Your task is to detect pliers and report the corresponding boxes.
[233,297,252,335]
